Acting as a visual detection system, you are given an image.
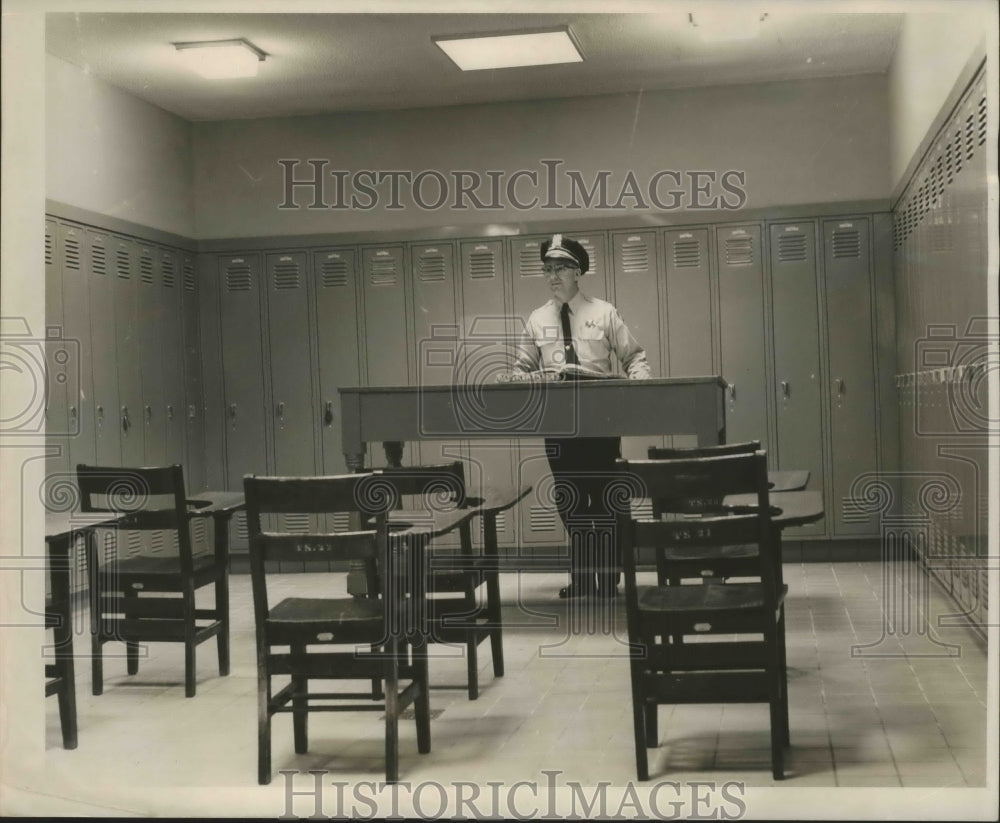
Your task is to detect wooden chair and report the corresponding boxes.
[378,461,504,700]
[77,464,229,698]
[615,451,789,780]
[646,441,761,584]
[45,531,78,749]
[244,472,431,785]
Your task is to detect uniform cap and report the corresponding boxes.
[540,233,589,274]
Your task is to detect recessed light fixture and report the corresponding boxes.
[433,27,583,71]
[173,38,267,79]
[689,11,769,43]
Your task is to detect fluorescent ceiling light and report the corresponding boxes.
[689,11,769,43]
[434,28,583,71]
[174,38,266,79]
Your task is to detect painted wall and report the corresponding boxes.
[46,54,195,237]
[192,73,890,240]
[886,4,991,191]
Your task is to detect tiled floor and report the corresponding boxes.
[45,561,989,796]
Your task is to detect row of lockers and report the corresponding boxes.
[891,66,989,639]
[197,214,894,550]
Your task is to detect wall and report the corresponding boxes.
[192,73,890,239]
[886,3,992,192]
[45,54,195,238]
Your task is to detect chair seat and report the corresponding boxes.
[660,543,756,562]
[268,596,384,626]
[103,552,220,577]
[637,582,788,613]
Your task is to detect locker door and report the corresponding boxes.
[219,253,268,488]
[410,242,461,464]
[78,229,111,467]
[361,245,410,467]
[113,236,144,466]
[664,227,714,448]
[823,219,878,535]
[45,219,70,481]
[158,248,186,467]
[770,221,824,537]
[138,243,166,465]
[313,248,360,475]
[459,239,514,546]
[612,230,664,462]
[181,253,206,491]
[717,224,768,450]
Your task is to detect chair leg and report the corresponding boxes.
[414,640,431,755]
[258,667,272,785]
[88,554,104,697]
[292,644,308,754]
[644,699,658,747]
[216,570,231,677]
[56,674,78,750]
[185,640,197,698]
[631,684,650,781]
[486,573,504,678]
[123,589,139,676]
[778,610,790,746]
[466,635,479,700]
[767,631,785,780]
[383,639,400,784]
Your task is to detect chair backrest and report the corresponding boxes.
[645,441,761,516]
[76,464,193,566]
[243,472,400,630]
[614,452,778,599]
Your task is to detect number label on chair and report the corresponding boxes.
[693,622,712,632]
[316,632,334,642]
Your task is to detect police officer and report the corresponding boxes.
[513,234,650,598]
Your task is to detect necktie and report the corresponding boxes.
[560,302,579,366]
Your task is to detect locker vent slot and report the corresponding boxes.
[777,234,807,262]
[91,243,107,276]
[831,229,861,259]
[468,252,497,279]
[481,515,506,536]
[282,513,311,533]
[116,249,131,279]
[126,531,143,559]
[724,236,753,265]
[841,497,870,524]
[140,253,155,285]
[672,239,701,268]
[631,500,653,520]
[331,512,351,533]
[45,231,54,266]
[977,95,986,146]
[150,531,165,555]
[192,518,208,550]
[619,241,649,274]
[519,246,544,277]
[183,260,196,292]
[226,265,252,292]
[273,262,301,290]
[64,236,81,271]
[964,112,975,160]
[369,260,398,286]
[234,512,249,542]
[162,256,176,288]
[418,253,446,282]
[529,507,557,532]
[321,259,349,288]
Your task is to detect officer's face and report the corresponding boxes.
[543,259,581,302]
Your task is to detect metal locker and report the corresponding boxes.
[180,252,206,491]
[158,247,186,468]
[716,224,768,451]
[138,243,166,465]
[81,228,112,467]
[611,230,665,466]
[664,227,714,449]
[361,245,413,468]
[45,219,70,483]
[218,253,268,489]
[313,247,361,475]
[458,238,515,545]
[198,251,226,492]
[769,221,824,537]
[823,218,878,536]
[112,236,144,467]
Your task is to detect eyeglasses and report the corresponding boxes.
[542,262,579,276]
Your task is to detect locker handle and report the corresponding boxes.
[728,384,736,399]
[122,406,131,434]
[166,404,175,421]
[187,404,197,421]
[324,401,334,426]
[780,381,790,399]
[71,404,79,421]
[145,404,153,424]
[229,403,237,422]
[276,401,285,420]
[835,378,845,395]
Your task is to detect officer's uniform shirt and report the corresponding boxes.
[513,290,651,379]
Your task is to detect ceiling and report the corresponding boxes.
[45,11,904,122]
